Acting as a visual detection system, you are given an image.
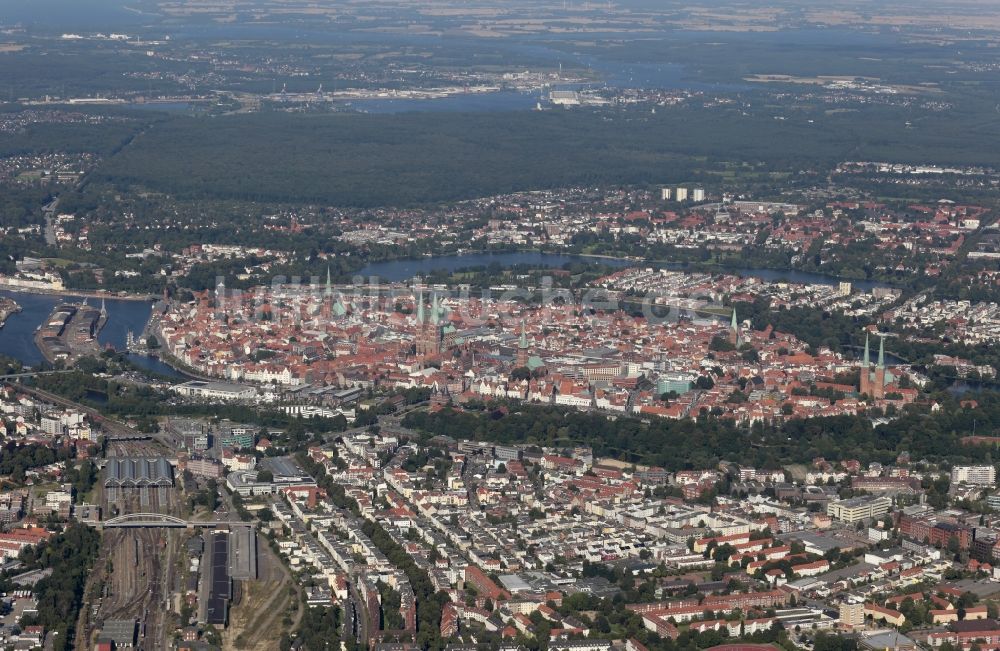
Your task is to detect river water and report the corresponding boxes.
[0,290,184,377]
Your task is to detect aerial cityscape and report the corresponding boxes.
[5,1,1000,650]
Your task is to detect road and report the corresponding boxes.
[42,197,58,247]
[319,401,428,447]
[346,580,370,645]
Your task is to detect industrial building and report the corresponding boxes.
[225,456,317,497]
[97,619,137,649]
[826,495,892,523]
[229,526,258,581]
[206,531,231,626]
[172,380,256,402]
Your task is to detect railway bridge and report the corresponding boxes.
[88,513,248,529]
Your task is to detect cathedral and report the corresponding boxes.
[858,332,890,399]
[414,291,444,357]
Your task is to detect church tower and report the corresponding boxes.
[729,307,740,346]
[873,334,887,400]
[415,290,442,357]
[516,320,529,368]
[321,265,334,318]
[859,332,871,396]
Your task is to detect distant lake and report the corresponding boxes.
[694,266,888,292]
[146,25,756,113]
[125,102,194,113]
[358,251,888,290]
[357,252,631,282]
[349,90,539,114]
[2,0,143,29]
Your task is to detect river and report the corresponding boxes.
[0,290,186,378]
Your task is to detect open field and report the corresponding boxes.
[222,538,298,651]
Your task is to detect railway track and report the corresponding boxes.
[90,528,169,649]
[75,528,123,647]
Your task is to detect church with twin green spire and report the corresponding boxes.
[859,331,892,399]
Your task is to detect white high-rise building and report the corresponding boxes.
[951,465,996,486]
[692,188,705,202]
[675,187,688,202]
[660,188,671,201]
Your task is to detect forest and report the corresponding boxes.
[90,97,1000,208]
[0,443,64,484]
[0,117,143,158]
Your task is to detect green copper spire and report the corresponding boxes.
[431,292,440,325]
[731,307,738,331]
[519,320,528,349]
[325,266,332,297]
[863,332,870,367]
[877,334,885,369]
[416,289,424,324]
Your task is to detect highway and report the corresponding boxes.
[41,197,58,247]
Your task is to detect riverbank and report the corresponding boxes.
[0,297,20,328]
[0,282,155,302]
[0,251,892,375]
[0,290,152,368]
[145,319,222,383]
